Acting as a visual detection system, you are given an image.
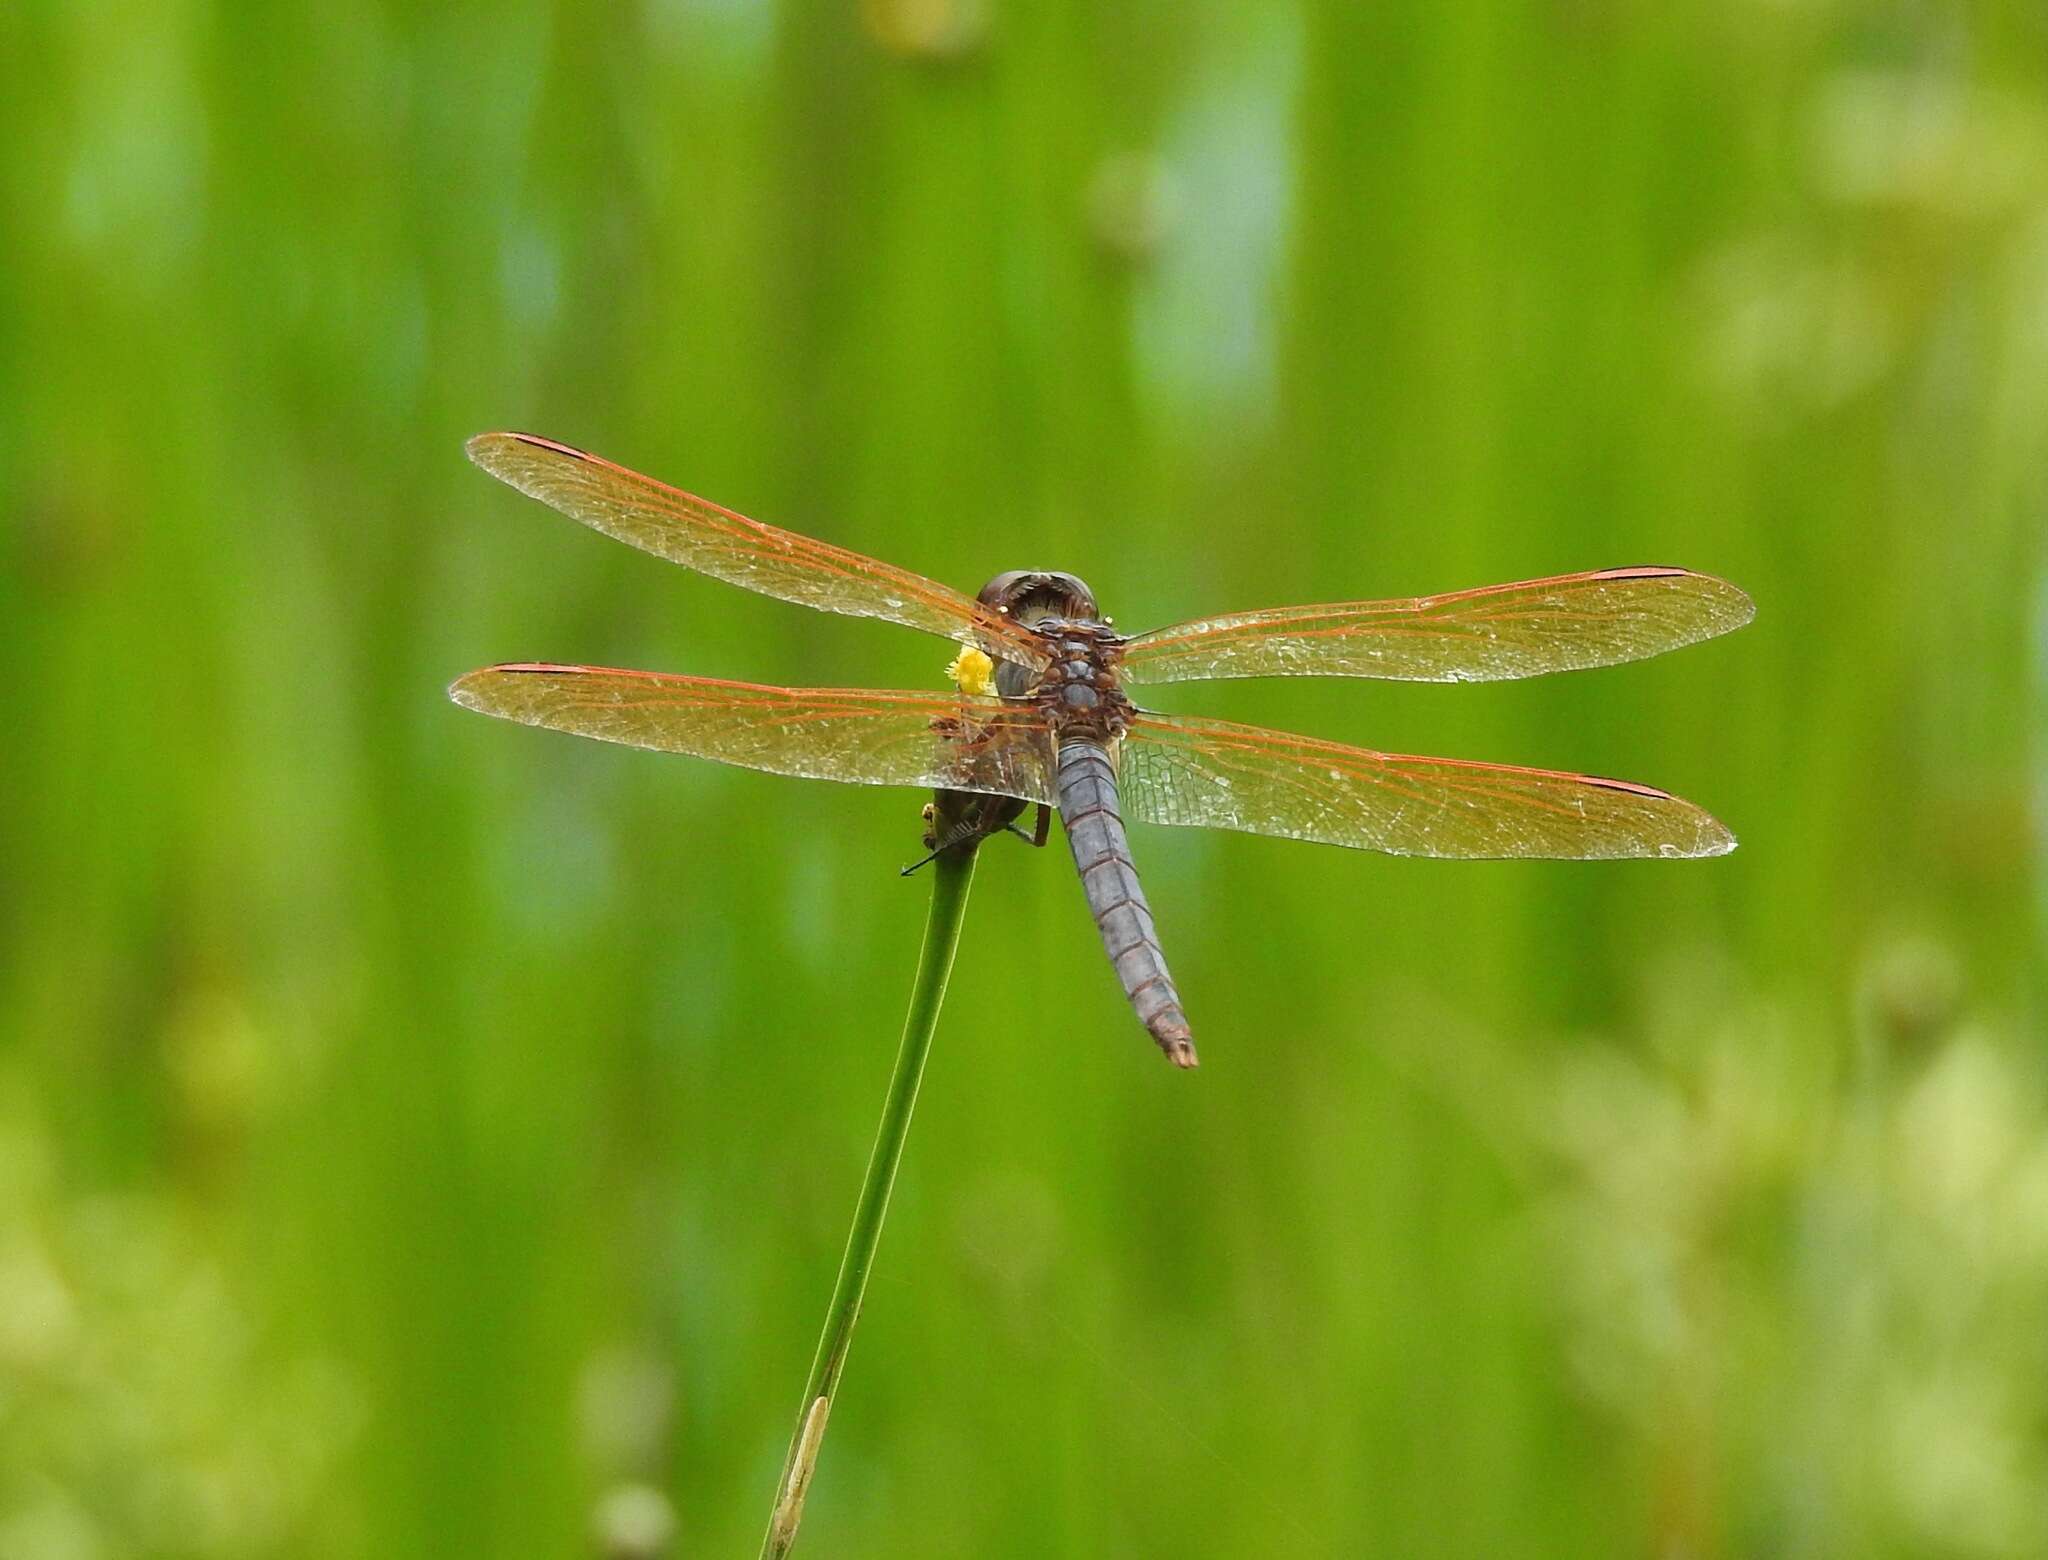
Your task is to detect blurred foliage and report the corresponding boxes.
[2,0,2044,1555]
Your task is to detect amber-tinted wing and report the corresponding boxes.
[451,665,1058,803]
[467,433,1052,672]
[1116,712,1733,858]
[1119,567,1753,685]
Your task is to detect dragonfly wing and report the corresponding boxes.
[1119,567,1753,685]
[451,665,1058,804]
[467,433,1051,672]
[1117,711,1734,859]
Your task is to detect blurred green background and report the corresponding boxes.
[5,1,2045,1555]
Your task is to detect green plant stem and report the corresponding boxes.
[759,843,979,1559]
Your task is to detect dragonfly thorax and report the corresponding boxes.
[1027,620,1131,743]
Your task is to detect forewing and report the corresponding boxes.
[1120,567,1753,685]
[451,665,1058,804]
[1117,712,1734,859]
[467,432,1051,672]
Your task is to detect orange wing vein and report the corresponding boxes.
[450,665,1058,803]
[1119,567,1753,685]
[467,432,1052,672]
[1117,711,1734,859]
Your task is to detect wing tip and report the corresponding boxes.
[448,662,567,711]
[1624,780,1737,859]
[1609,565,1757,629]
[1681,568,1758,634]
[1705,574,1758,632]
[465,430,515,466]
[467,429,589,471]
[447,666,503,712]
[1666,815,1738,859]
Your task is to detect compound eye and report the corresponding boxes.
[977,570,1030,607]
[1047,572,1099,615]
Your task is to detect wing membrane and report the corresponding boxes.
[1117,712,1734,859]
[451,664,1057,803]
[467,432,1051,672]
[1120,567,1753,685]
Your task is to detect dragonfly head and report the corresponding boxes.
[977,570,1101,626]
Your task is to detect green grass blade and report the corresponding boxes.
[761,843,980,1558]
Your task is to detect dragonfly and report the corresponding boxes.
[451,432,1753,1069]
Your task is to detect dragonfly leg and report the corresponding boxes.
[1001,804,1051,849]
[903,790,1029,875]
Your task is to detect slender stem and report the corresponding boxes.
[759,844,979,1559]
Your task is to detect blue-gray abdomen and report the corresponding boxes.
[1055,739,1197,1067]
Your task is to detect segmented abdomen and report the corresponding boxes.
[1056,739,1197,1068]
